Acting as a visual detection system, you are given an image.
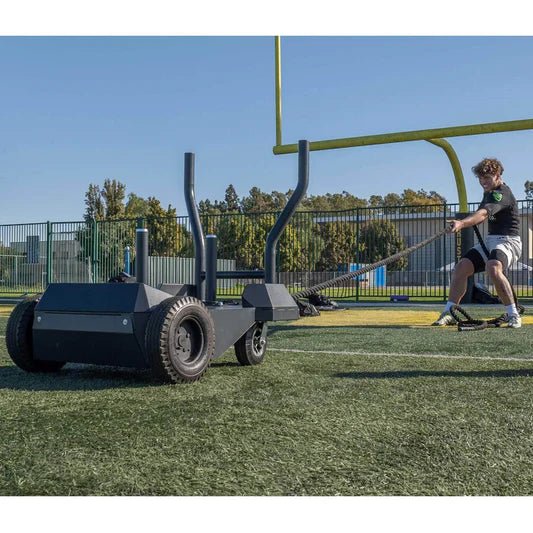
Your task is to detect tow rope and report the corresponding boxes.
[450,304,525,331]
[292,223,526,325]
[293,227,448,315]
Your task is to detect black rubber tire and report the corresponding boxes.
[234,322,268,366]
[6,299,66,373]
[145,296,216,383]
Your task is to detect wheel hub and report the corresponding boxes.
[252,326,266,355]
[175,327,192,356]
[171,318,204,365]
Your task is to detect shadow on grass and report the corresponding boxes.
[0,364,159,391]
[335,368,533,380]
[0,358,240,391]
[211,361,240,368]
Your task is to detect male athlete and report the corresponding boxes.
[433,158,522,328]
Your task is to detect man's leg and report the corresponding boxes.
[486,258,521,328]
[448,258,475,304]
[486,259,514,305]
[433,258,475,326]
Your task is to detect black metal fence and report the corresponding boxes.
[1,201,532,301]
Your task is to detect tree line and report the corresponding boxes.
[76,178,531,278]
[78,180,450,276]
[198,184,446,214]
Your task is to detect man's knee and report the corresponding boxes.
[486,259,504,277]
[453,258,474,278]
[488,249,509,270]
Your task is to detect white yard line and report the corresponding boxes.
[0,336,529,362]
[269,347,533,363]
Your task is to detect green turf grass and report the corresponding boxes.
[1,305,533,495]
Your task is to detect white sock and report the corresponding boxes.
[444,301,457,313]
[506,304,518,317]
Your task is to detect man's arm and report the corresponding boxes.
[447,208,488,233]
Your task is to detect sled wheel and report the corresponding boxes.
[145,296,215,383]
[6,299,66,373]
[234,322,268,366]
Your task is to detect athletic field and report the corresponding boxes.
[1,303,533,496]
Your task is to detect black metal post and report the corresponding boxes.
[205,235,217,304]
[135,228,149,285]
[265,139,309,283]
[184,153,206,301]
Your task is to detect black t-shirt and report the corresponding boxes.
[478,182,520,236]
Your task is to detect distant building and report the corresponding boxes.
[314,208,533,272]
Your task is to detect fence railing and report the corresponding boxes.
[1,200,532,301]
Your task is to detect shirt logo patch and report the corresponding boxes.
[492,191,503,202]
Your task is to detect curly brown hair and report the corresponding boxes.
[472,158,504,178]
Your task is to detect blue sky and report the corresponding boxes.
[1,35,533,224]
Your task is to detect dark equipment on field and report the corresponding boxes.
[108,271,136,283]
[308,293,339,311]
[294,293,338,317]
[5,141,312,383]
[472,283,500,305]
[390,295,409,302]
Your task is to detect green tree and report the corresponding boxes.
[84,184,105,221]
[358,220,407,271]
[271,190,289,211]
[258,213,308,272]
[84,179,127,221]
[216,214,261,269]
[289,212,325,273]
[368,194,384,208]
[525,180,533,200]
[382,192,402,208]
[241,187,281,213]
[278,223,306,272]
[202,210,308,273]
[145,197,191,257]
[302,191,367,210]
[400,188,446,212]
[315,221,358,271]
[101,179,126,219]
[224,184,240,212]
[79,180,187,279]
[125,193,150,219]
[198,199,216,215]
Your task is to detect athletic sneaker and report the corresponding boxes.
[507,314,522,329]
[432,311,457,326]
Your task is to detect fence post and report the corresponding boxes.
[355,207,360,302]
[46,221,52,286]
[136,217,146,281]
[443,203,447,301]
[124,246,131,275]
[91,218,99,283]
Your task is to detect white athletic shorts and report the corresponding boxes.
[472,234,522,269]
